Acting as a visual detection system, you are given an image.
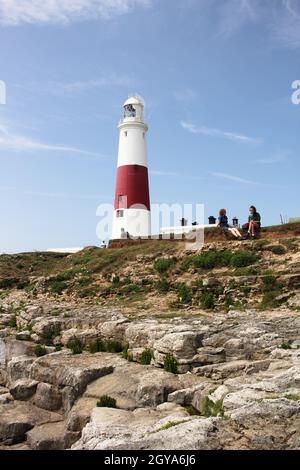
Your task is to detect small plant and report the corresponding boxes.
[202,397,224,417]
[40,326,61,345]
[154,257,176,275]
[164,353,178,374]
[96,395,117,408]
[177,283,192,305]
[140,348,153,365]
[67,336,82,355]
[89,338,105,353]
[156,278,170,294]
[270,245,286,255]
[121,344,133,361]
[55,344,62,351]
[284,394,300,401]
[224,294,234,310]
[105,339,123,353]
[200,292,215,310]
[153,420,187,433]
[48,280,67,295]
[34,344,47,357]
[280,342,291,350]
[8,313,17,328]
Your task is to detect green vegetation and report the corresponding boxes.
[181,249,259,272]
[154,257,177,275]
[177,283,192,305]
[140,348,153,365]
[0,278,17,289]
[284,394,300,401]
[234,266,260,276]
[202,397,225,417]
[200,292,215,310]
[260,275,283,309]
[105,339,123,353]
[67,336,83,355]
[89,338,106,353]
[163,353,178,374]
[280,342,291,350]
[8,313,17,328]
[153,420,187,433]
[48,280,68,295]
[121,343,133,361]
[34,344,47,357]
[40,326,61,345]
[156,278,170,294]
[96,395,117,408]
[269,245,286,255]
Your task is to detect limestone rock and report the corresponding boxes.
[34,382,62,411]
[10,378,39,400]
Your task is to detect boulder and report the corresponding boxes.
[26,421,77,450]
[33,382,62,411]
[10,378,39,400]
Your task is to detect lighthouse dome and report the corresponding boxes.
[122,95,145,121]
[123,96,144,107]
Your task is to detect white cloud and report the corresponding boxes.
[0,123,100,157]
[0,0,151,26]
[181,120,262,145]
[254,151,289,164]
[272,0,300,49]
[62,75,136,92]
[210,171,258,185]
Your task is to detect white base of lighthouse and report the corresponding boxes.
[112,208,151,240]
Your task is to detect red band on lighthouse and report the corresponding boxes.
[114,165,150,211]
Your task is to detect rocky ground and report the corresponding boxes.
[0,225,299,450]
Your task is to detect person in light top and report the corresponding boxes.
[217,208,241,239]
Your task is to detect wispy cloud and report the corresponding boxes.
[61,75,137,93]
[0,123,101,157]
[254,151,290,164]
[181,120,262,145]
[272,0,300,49]
[150,170,179,177]
[0,0,152,26]
[210,171,258,185]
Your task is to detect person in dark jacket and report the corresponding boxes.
[242,205,261,239]
[217,209,241,238]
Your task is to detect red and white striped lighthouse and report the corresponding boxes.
[111,96,151,239]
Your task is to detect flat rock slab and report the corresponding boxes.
[0,402,63,445]
[26,421,76,450]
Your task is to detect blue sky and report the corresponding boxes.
[0,0,299,253]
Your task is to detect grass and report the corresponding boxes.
[153,420,187,433]
[154,257,177,275]
[140,348,153,365]
[156,278,170,294]
[8,314,17,328]
[67,336,83,354]
[177,283,192,305]
[89,338,106,353]
[34,344,47,357]
[40,326,61,345]
[163,353,178,374]
[96,395,117,408]
[182,249,259,271]
[200,292,215,310]
[202,397,225,417]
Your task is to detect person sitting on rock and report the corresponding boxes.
[217,209,241,239]
[242,205,261,239]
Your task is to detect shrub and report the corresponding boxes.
[89,338,105,353]
[192,250,231,269]
[0,278,17,289]
[224,295,234,310]
[55,270,77,282]
[260,291,279,309]
[230,251,259,268]
[55,344,62,351]
[48,280,67,295]
[154,257,176,275]
[156,278,170,294]
[34,344,47,357]
[280,342,291,350]
[177,283,192,305]
[164,353,178,374]
[140,349,153,365]
[270,245,286,255]
[67,336,82,355]
[40,326,61,345]
[96,395,117,408]
[234,266,260,276]
[8,314,17,328]
[105,339,123,353]
[200,292,215,310]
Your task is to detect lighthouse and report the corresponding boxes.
[111,96,151,240]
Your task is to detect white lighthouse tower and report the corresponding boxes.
[111,96,151,240]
